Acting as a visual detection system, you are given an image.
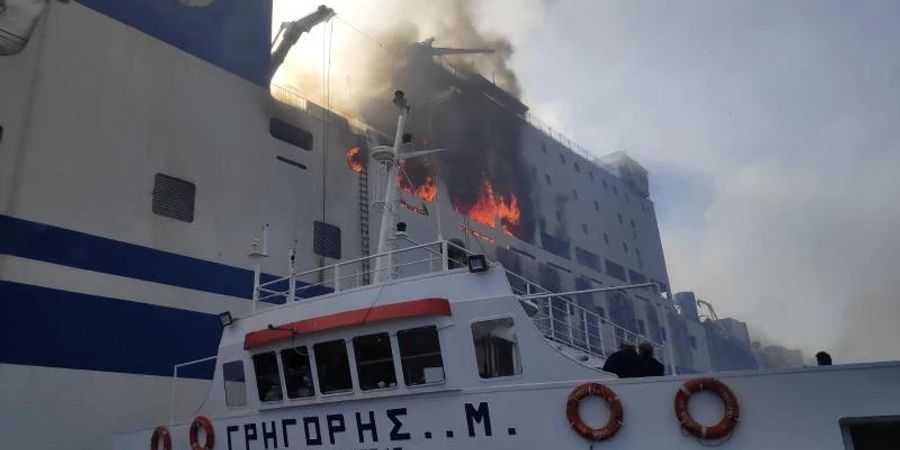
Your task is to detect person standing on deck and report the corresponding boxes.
[603,342,639,378]
[637,342,665,377]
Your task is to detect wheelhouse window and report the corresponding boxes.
[314,340,353,394]
[280,346,315,399]
[397,326,445,386]
[353,333,397,390]
[222,360,247,407]
[252,352,283,402]
[472,318,522,378]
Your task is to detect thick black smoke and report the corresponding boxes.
[362,44,536,241]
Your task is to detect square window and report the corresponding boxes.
[281,347,315,398]
[223,360,247,407]
[690,336,698,349]
[398,326,445,385]
[314,340,353,394]
[472,318,521,378]
[252,352,283,402]
[623,243,629,253]
[353,333,397,390]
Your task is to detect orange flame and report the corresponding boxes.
[453,175,522,237]
[345,147,365,173]
[497,194,522,236]
[398,161,438,202]
[463,177,498,228]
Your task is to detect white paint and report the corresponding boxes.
[119,267,900,450]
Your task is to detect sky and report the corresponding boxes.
[276,0,900,362]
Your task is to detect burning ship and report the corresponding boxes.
[3,1,898,449]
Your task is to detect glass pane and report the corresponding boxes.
[397,326,445,386]
[222,360,247,407]
[252,352,283,402]
[281,346,315,398]
[472,317,522,378]
[314,340,353,393]
[353,333,397,390]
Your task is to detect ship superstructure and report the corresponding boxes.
[1,1,788,449]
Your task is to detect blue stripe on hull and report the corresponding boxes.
[0,281,220,379]
[0,214,332,301]
[74,0,272,86]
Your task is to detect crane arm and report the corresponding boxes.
[270,5,336,80]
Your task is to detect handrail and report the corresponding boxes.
[170,355,217,425]
[250,237,671,371]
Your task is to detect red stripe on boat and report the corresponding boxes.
[243,298,451,349]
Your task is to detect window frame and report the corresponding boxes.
[251,350,286,403]
[312,339,356,396]
[470,315,524,381]
[279,345,318,400]
[396,325,447,388]
[352,332,400,392]
[222,359,249,408]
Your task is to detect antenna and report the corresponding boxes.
[371,91,453,282]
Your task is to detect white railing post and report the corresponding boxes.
[441,241,449,272]
[333,264,341,292]
[566,302,575,345]
[582,311,591,352]
[548,297,556,339]
[288,248,296,303]
[170,355,217,425]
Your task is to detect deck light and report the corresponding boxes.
[467,254,488,273]
[218,311,234,327]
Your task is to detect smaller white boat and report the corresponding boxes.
[115,91,900,450]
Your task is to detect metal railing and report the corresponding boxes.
[252,239,671,372]
[255,240,453,304]
[505,270,669,368]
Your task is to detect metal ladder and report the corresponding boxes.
[358,165,371,285]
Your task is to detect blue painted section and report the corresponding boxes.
[0,281,221,379]
[75,0,272,86]
[0,214,332,301]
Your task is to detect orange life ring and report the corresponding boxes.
[150,426,171,450]
[566,382,624,441]
[674,377,740,440]
[189,416,215,450]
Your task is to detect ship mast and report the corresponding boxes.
[371,91,410,283]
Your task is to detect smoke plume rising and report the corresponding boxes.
[274,0,538,240]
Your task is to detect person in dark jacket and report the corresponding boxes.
[637,342,665,377]
[815,351,832,366]
[603,342,639,378]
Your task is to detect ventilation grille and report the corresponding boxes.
[152,174,196,222]
[313,221,342,259]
